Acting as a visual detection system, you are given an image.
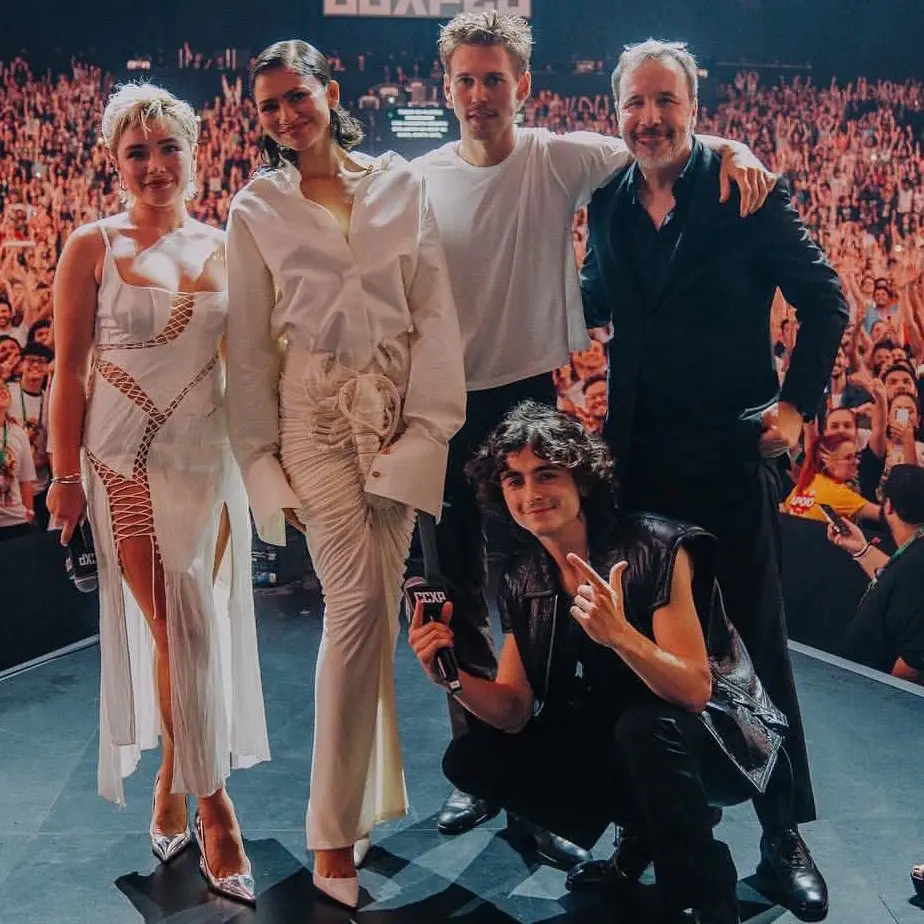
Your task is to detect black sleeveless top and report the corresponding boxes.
[544,576,661,724]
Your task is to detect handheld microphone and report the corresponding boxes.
[403,512,461,695]
[404,576,461,694]
[64,517,99,593]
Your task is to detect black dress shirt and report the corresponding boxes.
[623,146,699,310]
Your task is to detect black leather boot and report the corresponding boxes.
[756,828,828,921]
[505,813,591,869]
[565,825,652,892]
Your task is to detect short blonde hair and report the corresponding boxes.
[612,39,699,105]
[101,82,199,154]
[438,12,533,76]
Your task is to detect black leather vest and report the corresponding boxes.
[498,512,789,794]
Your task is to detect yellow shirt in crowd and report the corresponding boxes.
[783,473,867,522]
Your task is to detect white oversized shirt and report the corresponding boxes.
[415,128,632,391]
[225,153,465,542]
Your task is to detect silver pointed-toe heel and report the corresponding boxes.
[313,869,359,909]
[353,836,371,868]
[194,811,256,906]
[150,774,191,864]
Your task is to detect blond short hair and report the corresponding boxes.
[612,39,699,105]
[438,12,533,76]
[100,82,199,154]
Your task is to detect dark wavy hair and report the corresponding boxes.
[465,400,618,542]
[250,39,364,170]
[882,360,916,383]
[882,464,924,525]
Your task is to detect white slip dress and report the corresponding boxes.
[83,226,270,805]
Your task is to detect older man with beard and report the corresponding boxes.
[577,39,850,921]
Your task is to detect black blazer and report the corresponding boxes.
[581,141,849,487]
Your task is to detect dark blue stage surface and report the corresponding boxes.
[1,586,922,923]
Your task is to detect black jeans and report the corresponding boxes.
[435,373,557,737]
[621,460,816,826]
[444,701,790,913]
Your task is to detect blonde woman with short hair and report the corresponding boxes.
[48,82,269,906]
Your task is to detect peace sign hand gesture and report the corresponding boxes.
[566,553,631,650]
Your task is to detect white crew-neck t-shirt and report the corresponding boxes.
[416,128,630,391]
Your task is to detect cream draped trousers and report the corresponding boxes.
[279,341,416,850]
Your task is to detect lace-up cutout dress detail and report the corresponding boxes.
[84,227,269,805]
[87,293,215,547]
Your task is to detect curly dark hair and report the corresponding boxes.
[465,400,618,541]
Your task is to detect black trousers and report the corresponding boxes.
[443,701,780,913]
[435,373,557,738]
[621,460,816,825]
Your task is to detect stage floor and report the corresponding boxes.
[2,585,923,924]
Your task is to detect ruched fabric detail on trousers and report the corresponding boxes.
[280,344,416,850]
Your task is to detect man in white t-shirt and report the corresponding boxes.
[413,11,777,848]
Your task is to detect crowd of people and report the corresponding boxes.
[0,51,921,533]
[3,15,924,921]
[1,53,923,530]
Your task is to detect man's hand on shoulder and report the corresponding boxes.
[718,142,778,217]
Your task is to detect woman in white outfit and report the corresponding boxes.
[226,40,465,909]
[48,84,269,906]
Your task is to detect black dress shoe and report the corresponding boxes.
[613,826,653,882]
[505,813,591,870]
[756,828,828,922]
[437,788,499,835]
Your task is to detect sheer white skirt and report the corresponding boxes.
[88,424,270,805]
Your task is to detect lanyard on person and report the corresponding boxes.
[20,386,43,429]
[869,526,924,588]
[887,527,924,565]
